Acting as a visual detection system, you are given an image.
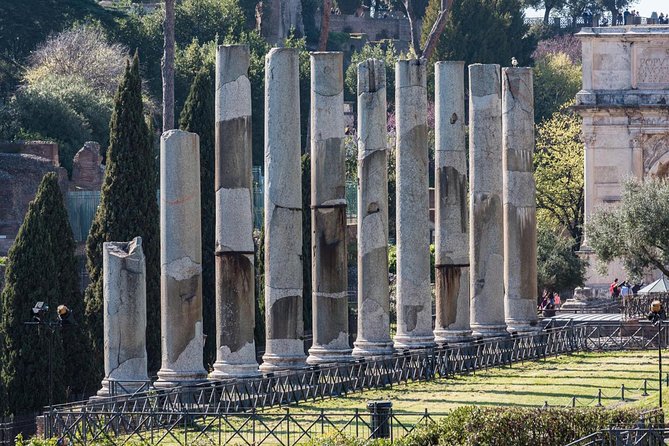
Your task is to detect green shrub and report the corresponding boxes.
[396,406,646,446]
[11,74,113,174]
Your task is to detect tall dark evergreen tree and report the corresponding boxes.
[179,67,216,368]
[421,0,535,71]
[84,52,160,378]
[0,172,82,415]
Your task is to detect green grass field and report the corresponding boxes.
[275,350,666,414]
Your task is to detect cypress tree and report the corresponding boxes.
[84,52,160,378]
[0,172,80,415]
[179,67,216,368]
[301,154,312,331]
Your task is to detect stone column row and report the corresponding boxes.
[98,57,541,392]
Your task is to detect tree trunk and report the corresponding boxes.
[318,0,331,51]
[402,0,421,57]
[543,6,552,24]
[422,0,452,61]
[162,0,176,132]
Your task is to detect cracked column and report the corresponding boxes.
[97,237,148,397]
[307,52,352,365]
[156,130,207,387]
[434,61,472,345]
[502,67,539,334]
[469,64,507,338]
[394,59,434,349]
[211,44,259,378]
[260,47,307,372]
[352,59,393,358]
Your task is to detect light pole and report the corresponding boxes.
[648,300,666,408]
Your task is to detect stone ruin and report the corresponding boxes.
[99,45,540,391]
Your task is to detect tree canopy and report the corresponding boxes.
[422,0,535,69]
[588,179,669,280]
[534,103,584,247]
[84,53,160,377]
[0,173,86,415]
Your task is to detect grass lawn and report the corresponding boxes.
[83,351,669,445]
[276,350,666,414]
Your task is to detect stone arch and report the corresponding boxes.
[642,134,669,178]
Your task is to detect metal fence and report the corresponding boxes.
[31,322,669,445]
[623,294,669,320]
[567,410,665,446]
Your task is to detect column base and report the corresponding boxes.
[307,346,353,365]
[471,323,510,338]
[433,329,474,345]
[210,362,260,380]
[352,340,395,358]
[154,368,208,389]
[505,320,542,335]
[393,334,436,349]
[93,378,148,399]
[259,354,308,373]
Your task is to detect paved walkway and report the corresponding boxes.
[547,313,624,323]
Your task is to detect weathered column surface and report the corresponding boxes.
[352,59,393,358]
[468,64,507,338]
[434,61,472,344]
[394,59,434,349]
[97,237,148,397]
[502,67,539,333]
[307,51,352,365]
[211,44,259,378]
[261,47,307,372]
[156,130,207,387]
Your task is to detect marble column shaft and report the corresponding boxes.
[98,237,148,397]
[394,59,434,349]
[434,61,472,344]
[261,47,307,372]
[308,51,352,364]
[502,67,539,333]
[212,44,259,378]
[352,59,393,358]
[156,130,207,387]
[468,64,508,338]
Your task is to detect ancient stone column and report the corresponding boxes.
[260,47,307,372]
[352,59,393,358]
[156,130,207,387]
[211,44,259,378]
[307,52,352,365]
[433,61,472,345]
[502,67,539,333]
[394,59,434,349]
[97,237,148,397]
[468,64,507,338]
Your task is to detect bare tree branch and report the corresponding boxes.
[318,0,332,51]
[162,0,176,132]
[402,0,422,57]
[422,0,453,61]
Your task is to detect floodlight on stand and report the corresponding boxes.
[31,301,48,323]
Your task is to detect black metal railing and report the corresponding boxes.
[623,294,669,320]
[38,322,669,445]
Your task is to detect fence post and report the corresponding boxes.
[572,396,576,407]
[643,379,649,396]
[621,384,625,401]
[287,408,291,445]
[597,389,602,407]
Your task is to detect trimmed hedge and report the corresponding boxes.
[306,406,651,446]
